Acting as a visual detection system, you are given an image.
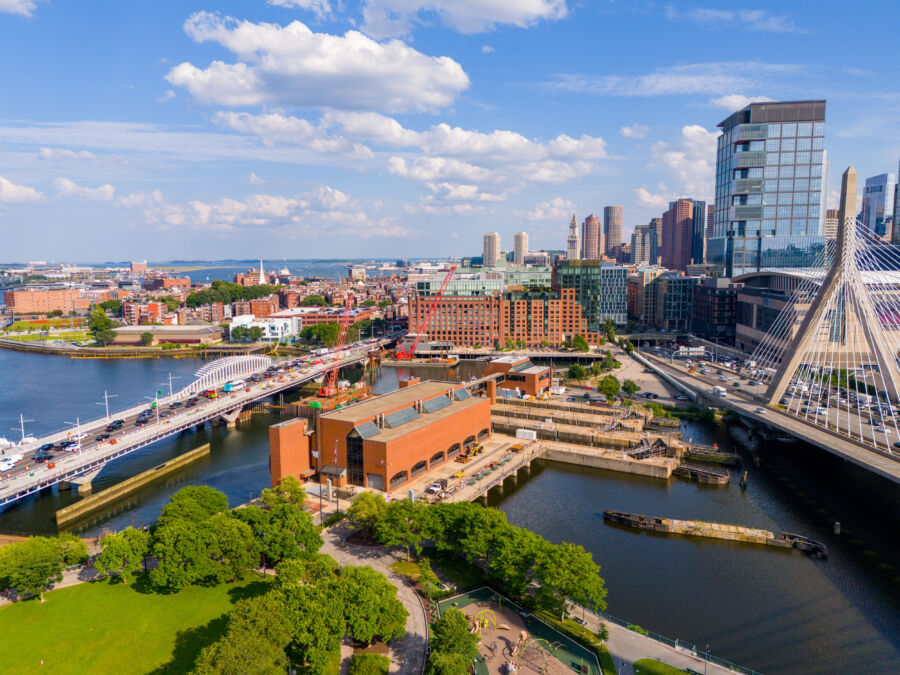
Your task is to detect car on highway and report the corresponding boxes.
[32,451,54,462]
[106,420,124,431]
[135,418,150,427]
[96,433,111,441]
[168,401,183,409]
[732,382,741,387]
[71,432,87,441]
[37,443,55,453]
[674,394,690,401]
[0,459,16,472]
[755,407,766,414]
[642,392,659,399]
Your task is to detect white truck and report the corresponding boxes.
[712,386,728,398]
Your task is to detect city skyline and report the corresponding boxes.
[1,1,899,261]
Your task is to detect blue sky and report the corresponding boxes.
[0,0,898,262]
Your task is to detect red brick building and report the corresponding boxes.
[314,381,491,492]
[3,289,82,315]
[269,418,315,487]
[484,356,551,397]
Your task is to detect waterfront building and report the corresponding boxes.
[130,261,147,275]
[604,206,623,256]
[733,271,815,353]
[709,100,828,277]
[348,267,367,282]
[111,324,223,345]
[661,199,695,271]
[566,214,580,260]
[627,267,665,327]
[314,380,491,491]
[143,276,191,291]
[691,277,741,343]
[1,288,82,315]
[484,356,551,397]
[581,214,602,260]
[552,260,627,328]
[654,274,701,331]
[860,172,896,239]
[231,313,301,341]
[483,232,501,267]
[503,288,588,346]
[513,232,529,265]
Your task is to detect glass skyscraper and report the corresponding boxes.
[708,100,828,277]
[860,172,896,239]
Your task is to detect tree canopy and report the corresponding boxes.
[0,537,66,602]
[599,375,621,402]
[567,363,587,381]
[571,334,589,352]
[339,565,408,645]
[299,294,326,307]
[185,281,277,308]
[622,379,639,398]
[94,527,149,584]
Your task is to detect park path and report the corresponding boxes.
[319,523,428,675]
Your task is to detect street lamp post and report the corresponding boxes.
[705,643,710,675]
[96,390,117,422]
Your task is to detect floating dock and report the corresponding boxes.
[603,510,827,556]
[673,462,730,484]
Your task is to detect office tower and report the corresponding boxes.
[631,224,659,266]
[603,206,623,255]
[860,173,896,239]
[581,214,602,259]
[689,200,706,264]
[894,158,900,243]
[706,208,714,240]
[513,232,529,265]
[553,260,627,328]
[824,209,839,240]
[661,199,694,271]
[483,232,501,267]
[566,214,580,260]
[838,166,858,240]
[708,100,827,277]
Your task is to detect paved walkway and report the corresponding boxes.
[319,523,428,675]
[568,600,737,674]
[0,563,102,607]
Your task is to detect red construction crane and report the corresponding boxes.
[396,265,457,359]
[318,294,355,397]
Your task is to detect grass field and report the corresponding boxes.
[633,658,689,674]
[1,331,91,342]
[7,319,85,331]
[0,575,270,674]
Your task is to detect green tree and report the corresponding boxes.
[260,475,307,508]
[625,319,637,333]
[567,363,587,382]
[98,299,122,315]
[94,527,150,583]
[249,326,264,341]
[205,513,260,582]
[622,379,639,399]
[485,526,544,597]
[232,503,322,566]
[426,652,471,675]
[340,565,408,645]
[374,499,423,559]
[602,317,616,341]
[158,486,229,526]
[590,362,602,377]
[571,334,589,352]
[361,299,376,307]
[194,595,292,675]
[276,578,346,673]
[89,306,113,334]
[139,331,154,346]
[430,607,479,659]
[0,537,64,602]
[346,491,387,533]
[150,518,217,590]
[299,294,326,307]
[301,322,339,346]
[54,532,88,566]
[599,375,620,403]
[602,350,618,372]
[349,653,390,675]
[230,325,249,341]
[377,299,392,309]
[47,309,63,318]
[274,555,339,588]
[534,542,607,616]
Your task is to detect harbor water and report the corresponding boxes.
[0,349,898,673]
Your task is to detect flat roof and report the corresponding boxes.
[322,380,460,423]
[490,355,528,364]
[519,365,550,375]
[371,395,485,443]
[113,325,221,334]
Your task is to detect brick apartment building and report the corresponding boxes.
[3,288,83,315]
[143,276,192,291]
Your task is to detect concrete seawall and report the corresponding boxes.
[543,446,675,479]
[55,443,211,526]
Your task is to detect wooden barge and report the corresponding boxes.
[603,510,827,557]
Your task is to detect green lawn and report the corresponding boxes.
[1,331,91,342]
[0,575,270,674]
[633,658,689,674]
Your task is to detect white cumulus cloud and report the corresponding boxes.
[268,0,332,20]
[649,125,719,199]
[0,175,44,203]
[521,197,576,221]
[166,12,470,113]
[362,0,568,38]
[620,123,648,139]
[634,186,674,209]
[709,94,773,110]
[248,173,265,185]
[38,147,98,161]
[0,0,42,17]
[53,178,116,202]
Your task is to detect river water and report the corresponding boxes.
[0,350,897,673]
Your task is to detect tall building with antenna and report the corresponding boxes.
[566,214,580,260]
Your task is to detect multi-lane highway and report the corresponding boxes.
[0,338,392,508]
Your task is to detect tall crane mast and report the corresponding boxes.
[318,294,355,397]
[396,265,457,359]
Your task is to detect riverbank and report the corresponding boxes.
[0,337,275,359]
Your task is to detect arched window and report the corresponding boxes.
[447,443,461,458]
[464,435,476,449]
[390,470,408,489]
[477,428,490,441]
[411,460,428,478]
[430,451,445,466]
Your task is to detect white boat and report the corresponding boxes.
[0,437,12,448]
